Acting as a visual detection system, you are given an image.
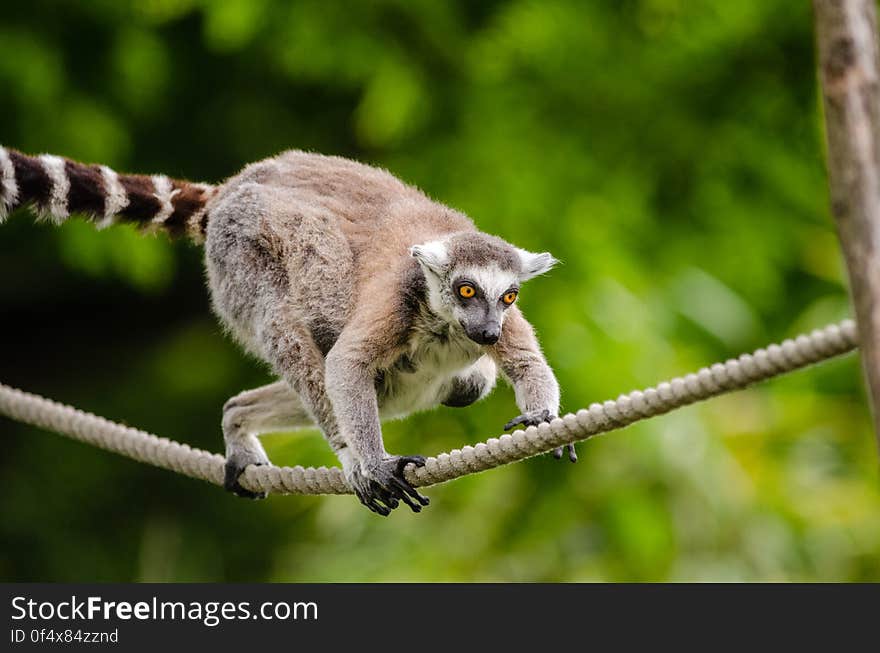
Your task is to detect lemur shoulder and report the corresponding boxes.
[0,147,570,515]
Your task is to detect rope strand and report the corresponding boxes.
[0,319,858,496]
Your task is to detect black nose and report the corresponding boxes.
[480,328,500,345]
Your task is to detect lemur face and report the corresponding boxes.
[449,267,519,344]
[411,232,557,345]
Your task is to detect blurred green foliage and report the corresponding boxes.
[1,0,879,582]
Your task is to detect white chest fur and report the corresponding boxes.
[377,326,482,418]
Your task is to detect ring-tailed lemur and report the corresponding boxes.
[0,146,571,515]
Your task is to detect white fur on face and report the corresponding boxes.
[413,238,553,329]
[456,264,519,302]
[445,264,519,329]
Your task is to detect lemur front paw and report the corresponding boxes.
[224,446,271,500]
[348,455,430,516]
[503,409,577,463]
[503,408,554,431]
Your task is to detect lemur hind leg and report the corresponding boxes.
[207,184,356,498]
[223,380,314,499]
[260,307,354,466]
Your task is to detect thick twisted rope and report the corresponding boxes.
[0,319,859,495]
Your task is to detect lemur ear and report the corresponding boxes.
[411,240,449,274]
[516,248,558,281]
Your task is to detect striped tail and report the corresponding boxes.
[0,146,216,243]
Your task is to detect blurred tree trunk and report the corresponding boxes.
[814,0,880,451]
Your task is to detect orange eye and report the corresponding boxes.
[502,291,518,305]
[458,284,476,299]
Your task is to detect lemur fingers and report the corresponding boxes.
[552,444,578,463]
[354,482,399,516]
[502,408,554,432]
[224,457,269,500]
[504,410,576,462]
[349,455,430,516]
[392,456,430,511]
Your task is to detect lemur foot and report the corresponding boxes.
[224,448,270,500]
[503,409,576,462]
[349,455,430,516]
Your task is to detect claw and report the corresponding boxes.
[502,411,576,463]
[389,476,429,512]
[396,455,426,475]
[356,489,392,516]
[371,501,391,516]
[391,482,422,512]
[349,454,431,516]
[503,416,523,431]
[391,456,430,512]
[552,444,578,462]
[369,480,400,511]
[504,408,552,432]
[224,460,268,500]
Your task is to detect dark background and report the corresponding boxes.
[5,583,876,648]
[1,0,878,581]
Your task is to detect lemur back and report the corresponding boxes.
[205,151,478,355]
[2,146,566,516]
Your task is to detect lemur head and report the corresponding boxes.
[411,232,557,345]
